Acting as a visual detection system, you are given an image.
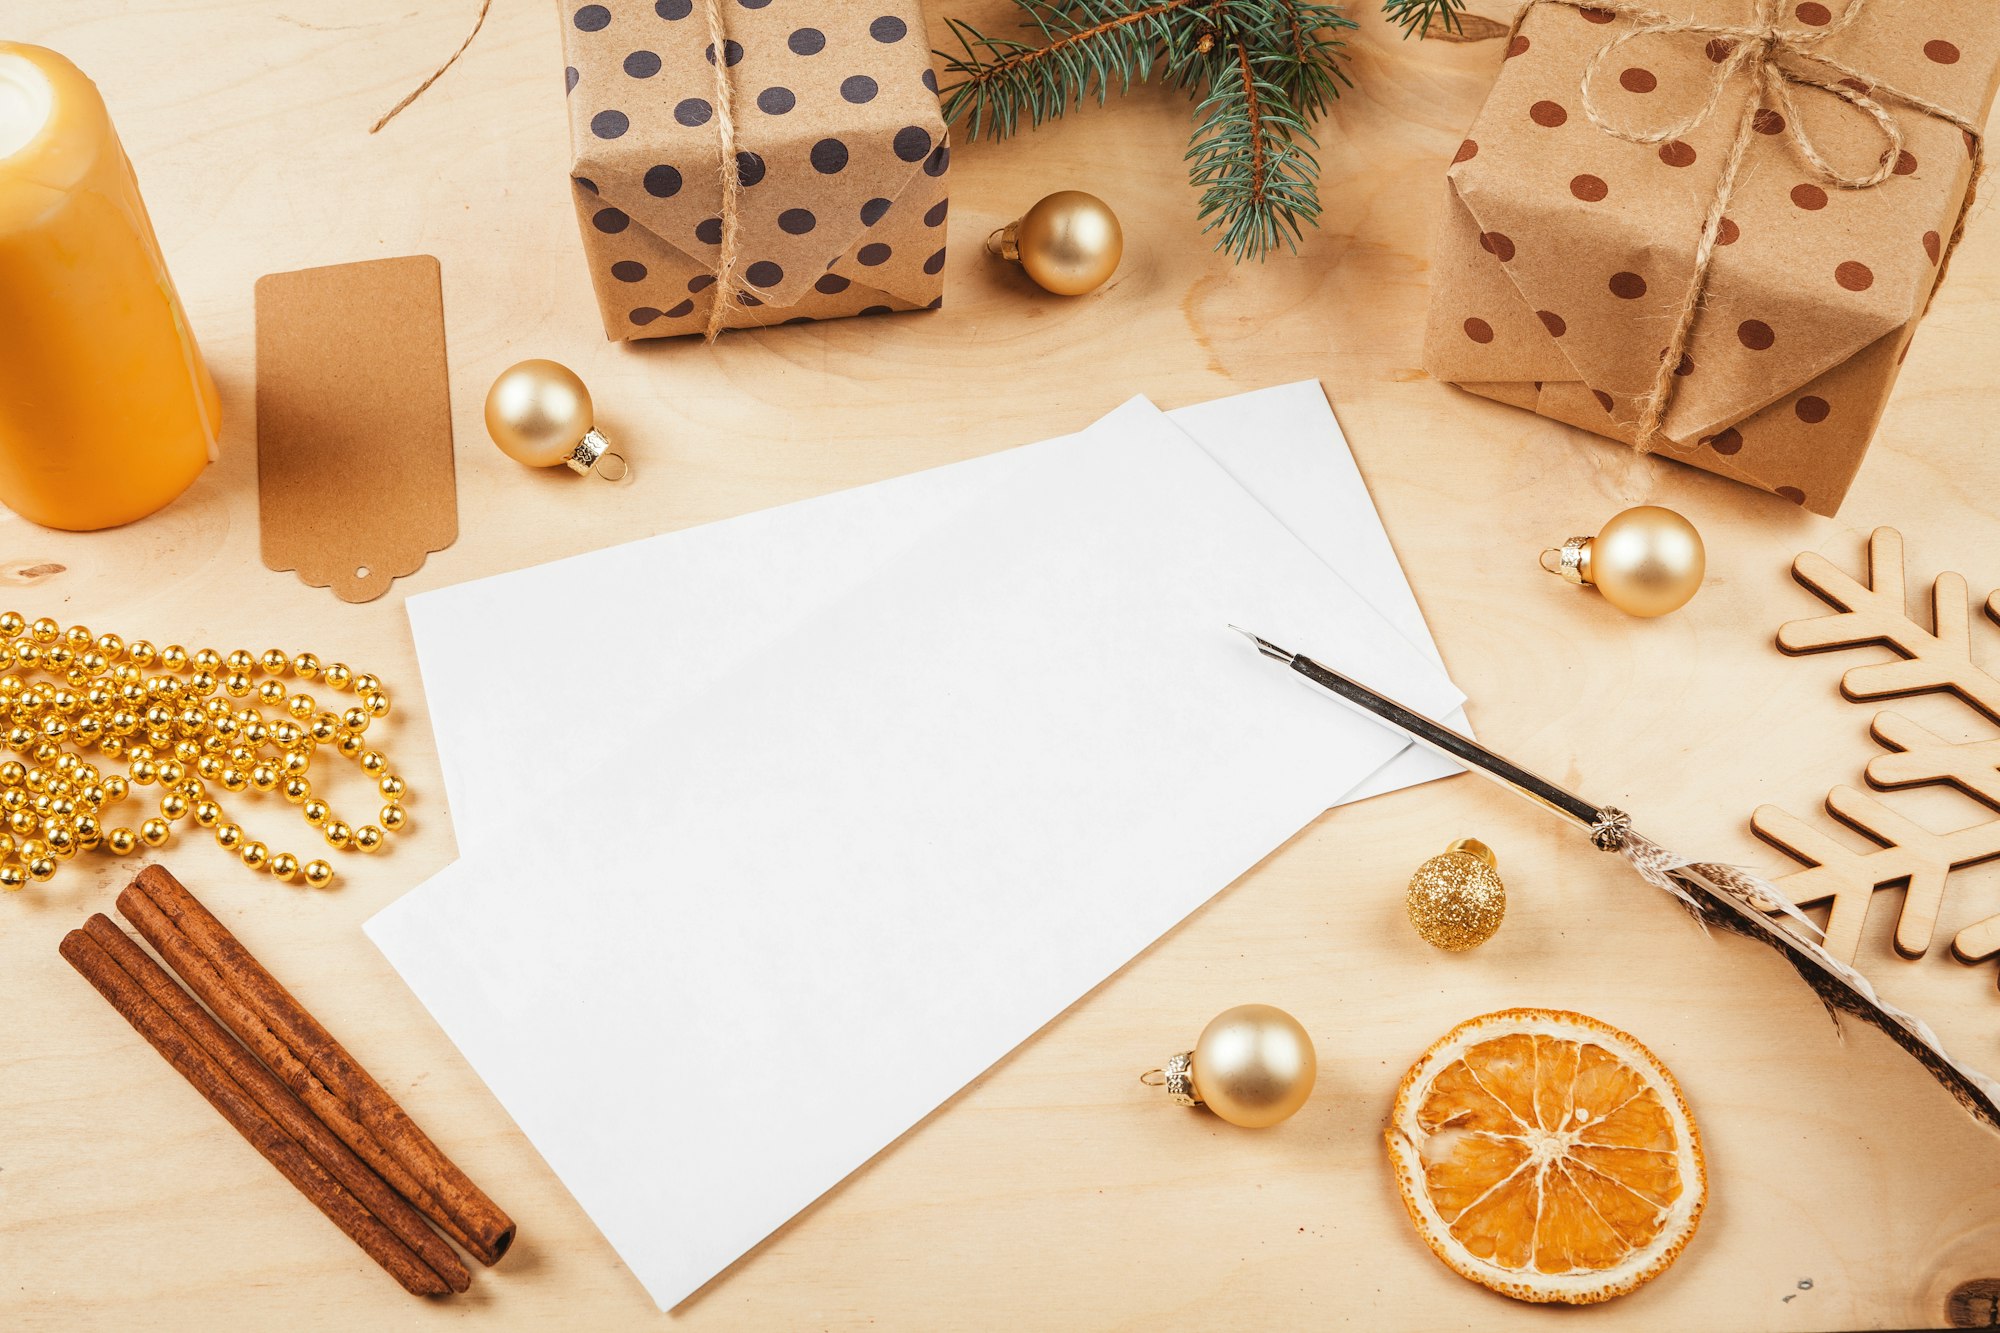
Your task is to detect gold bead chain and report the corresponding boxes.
[0,613,410,891]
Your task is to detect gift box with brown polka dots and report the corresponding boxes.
[561,1,947,340]
[1422,0,1997,515]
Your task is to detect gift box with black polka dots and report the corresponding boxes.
[563,0,948,340]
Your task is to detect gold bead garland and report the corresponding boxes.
[0,613,410,891]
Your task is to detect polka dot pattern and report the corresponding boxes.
[1658,140,1696,168]
[1835,260,1873,291]
[562,3,952,339]
[1464,317,1495,343]
[1619,67,1656,94]
[1570,174,1607,202]
[1530,101,1567,127]
[1479,231,1515,262]
[1609,271,1646,299]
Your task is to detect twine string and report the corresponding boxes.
[1514,0,1985,452]
[370,0,493,134]
[700,0,744,342]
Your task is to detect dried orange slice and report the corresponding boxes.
[1385,1009,1704,1305]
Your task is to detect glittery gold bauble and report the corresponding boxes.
[1406,838,1506,950]
[987,191,1123,295]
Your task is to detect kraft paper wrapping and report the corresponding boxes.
[1423,2,1999,515]
[560,1,948,341]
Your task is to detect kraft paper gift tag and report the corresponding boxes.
[255,255,458,601]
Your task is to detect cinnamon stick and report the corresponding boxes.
[60,924,450,1297]
[80,914,471,1294]
[119,866,516,1265]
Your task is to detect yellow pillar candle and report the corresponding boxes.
[0,43,217,531]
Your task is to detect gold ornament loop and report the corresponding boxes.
[1540,537,1593,585]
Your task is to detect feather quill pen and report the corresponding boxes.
[1232,626,2000,1132]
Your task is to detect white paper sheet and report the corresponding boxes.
[371,392,1468,1308]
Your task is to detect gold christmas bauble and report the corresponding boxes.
[1189,1003,1316,1128]
[1544,506,1704,618]
[991,191,1123,295]
[485,359,594,468]
[1406,838,1506,951]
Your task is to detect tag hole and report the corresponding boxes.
[355,565,371,580]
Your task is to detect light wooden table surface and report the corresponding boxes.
[6,2,2000,1329]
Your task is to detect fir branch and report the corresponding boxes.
[1382,0,1467,38]
[934,0,1360,261]
[1270,1,1355,119]
[1186,39,1321,260]
[938,0,1206,141]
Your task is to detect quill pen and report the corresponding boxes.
[1232,626,2000,1132]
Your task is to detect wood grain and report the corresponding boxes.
[4,3,2000,1330]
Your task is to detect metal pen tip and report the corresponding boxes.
[1227,625,1296,663]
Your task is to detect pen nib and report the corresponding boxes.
[1228,625,1296,664]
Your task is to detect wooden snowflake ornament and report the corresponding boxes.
[1868,712,2000,810]
[1762,528,2000,976]
[1753,788,2000,963]
[1779,526,2000,720]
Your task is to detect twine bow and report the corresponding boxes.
[1522,0,1985,452]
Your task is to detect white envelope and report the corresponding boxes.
[370,395,1464,1308]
